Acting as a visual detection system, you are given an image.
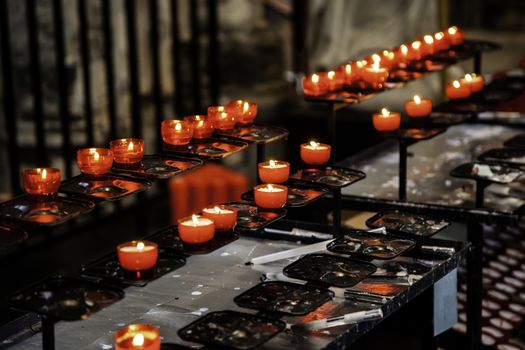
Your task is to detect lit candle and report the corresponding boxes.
[227,100,258,125]
[362,62,389,88]
[372,108,401,132]
[434,32,450,51]
[323,70,343,91]
[302,73,325,96]
[446,26,464,46]
[114,324,161,350]
[422,35,435,56]
[300,141,331,165]
[405,95,432,118]
[253,184,288,209]
[352,60,368,81]
[22,168,61,195]
[110,138,144,164]
[461,73,484,94]
[338,63,353,85]
[445,80,471,99]
[178,214,215,244]
[258,160,290,183]
[161,120,194,146]
[77,148,113,175]
[117,241,159,271]
[382,50,396,70]
[183,115,214,139]
[398,44,409,65]
[207,106,236,131]
[407,41,422,61]
[202,205,238,231]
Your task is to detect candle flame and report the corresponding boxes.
[127,141,134,151]
[448,26,457,35]
[411,41,421,50]
[218,106,224,112]
[387,52,395,60]
[400,45,408,55]
[382,50,389,56]
[267,184,274,191]
[197,120,204,127]
[269,159,276,168]
[381,108,390,117]
[414,95,421,104]
[309,140,319,149]
[41,168,47,180]
[424,35,434,44]
[372,54,381,63]
[191,214,199,226]
[345,64,351,74]
[311,74,319,83]
[93,151,100,161]
[464,74,472,82]
[372,62,380,71]
[132,334,145,346]
[220,112,228,120]
[435,32,444,40]
[356,61,364,68]
[136,242,145,251]
[452,80,461,88]
[327,71,335,80]
[175,122,182,131]
[214,206,221,214]
[243,102,249,113]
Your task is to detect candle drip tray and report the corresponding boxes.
[479,148,525,167]
[225,202,286,231]
[0,195,95,226]
[178,310,285,350]
[60,174,151,201]
[112,155,203,179]
[405,60,446,73]
[214,124,289,144]
[81,251,186,286]
[283,253,376,288]
[304,91,360,104]
[163,138,249,159]
[490,76,525,92]
[289,166,366,189]
[504,135,525,149]
[234,281,333,316]
[388,69,423,83]
[9,277,124,321]
[384,127,446,141]
[453,39,502,55]
[418,112,472,126]
[326,229,415,260]
[366,210,450,237]
[434,99,492,114]
[0,225,28,247]
[242,184,328,208]
[450,162,524,184]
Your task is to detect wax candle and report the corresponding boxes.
[434,32,450,51]
[462,73,484,93]
[398,44,409,65]
[117,241,159,271]
[300,141,331,165]
[183,115,214,139]
[110,138,144,164]
[253,184,288,209]
[77,148,113,175]
[362,62,389,88]
[422,35,435,56]
[372,108,401,132]
[338,63,353,85]
[382,50,396,70]
[178,214,215,244]
[114,324,161,350]
[161,120,194,146]
[407,41,422,61]
[323,70,343,91]
[445,80,471,99]
[207,106,236,131]
[405,95,432,118]
[352,60,368,81]
[258,160,290,183]
[302,73,325,96]
[22,168,61,195]
[227,100,258,125]
[202,205,238,231]
[446,26,464,45]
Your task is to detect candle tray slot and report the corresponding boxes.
[0,225,28,248]
[407,112,472,128]
[282,253,377,288]
[289,165,366,189]
[365,210,450,237]
[178,310,286,350]
[163,138,249,159]
[504,135,525,149]
[225,202,286,231]
[233,281,333,316]
[60,174,151,201]
[81,250,186,286]
[326,229,416,260]
[241,184,329,208]
[112,155,203,179]
[478,148,525,167]
[9,277,124,321]
[214,124,289,144]
[304,91,359,104]
[0,195,95,226]
[450,162,524,184]
[382,127,446,141]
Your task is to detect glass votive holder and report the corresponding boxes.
[161,120,194,146]
[208,106,236,131]
[183,115,214,139]
[226,100,258,125]
[114,324,161,350]
[110,138,144,165]
[77,148,114,175]
[22,168,61,195]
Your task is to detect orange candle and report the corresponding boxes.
[446,26,464,46]
[338,63,354,85]
[114,324,161,350]
[381,50,396,70]
[227,100,258,125]
[362,62,389,88]
[183,115,214,139]
[445,80,471,99]
[110,138,144,164]
[422,35,435,56]
[397,44,409,65]
[22,168,61,195]
[207,106,236,131]
[373,108,401,132]
[434,32,450,51]
[462,73,484,94]
[161,120,194,146]
[405,95,432,118]
[117,241,159,271]
[319,71,342,92]
[77,148,113,175]
[178,214,215,244]
[300,141,331,165]
[302,73,325,96]
[202,205,238,231]
[258,160,290,183]
[254,184,288,209]
[407,41,422,61]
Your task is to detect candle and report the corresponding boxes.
[258,160,290,183]
[117,241,159,271]
[462,73,484,93]
[320,70,343,92]
[161,120,194,146]
[114,324,161,350]
[77,148,113,175]
[227,100,258,125]
[445,80,471,99]
[407,41,422,61]
[372,108,401,132]
[398,44,409,65]
[207,106,236,131]
[434,32,450,51]
[446,26,464,45]
[300,141,331,165]
[381,50,396,70]
[362,62,389,88]
[202,205,238,231]
[253,184,288,209]
[338,63,353,85]
[178,214,215,244]
[302,73,325,96]
[422,35,435,56]
[352,60,368,81]
[405,95,432,118]
[110,138,144,164]
[22,168,61,195]
[183,115,214,139]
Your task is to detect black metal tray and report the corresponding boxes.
[225,202,286,231]
[0,225,28,247]
[214,124,289,144]
[9,277,124,321]
[387,69,423,83]
[413,112,472,127]
[452,39,501,56]
[434,99,493,114]
[289,165,366,189]
[382,127,446,141]
[283,253,376,288]
[304,91,360,104]
[450,162,523,184]
[366,210,450,237]
[0,195,95,226]
[479,148,525,167]
[60,174,151,201]
[489,76,525,92]
[405,59,447,73]
[504,135,525,149]
[112,154,203,179]
[178,310,286,350]
[163,138,249,159]
[233,281,333,316]
[326,229,415,260]
[241,184,329,208]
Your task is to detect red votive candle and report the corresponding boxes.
[373,108,401,132]
[446,26,464,45]
[117,241,158,271]
[254,184,288,209]
[258,160,290,183]
[77,148,113,175]
[338,63,354,85]
[114,324,161,350]
[422,35,435,56]
[362,62,389,88]
[227,100,258,125]
[161,120,194,146]
[381,50,397,70]
[110,138,144,164]
[407,41,422,61]
[434,32,450,51]
[22,168,61,195]
[207,106,236,131]
[405,95,432,118]
[202,205,238,231]
[319,71,342,92]
[183,115,214,139]
[300,141,331,165]
[352,60,368,81]
[302,73,325,96]
[178,214,215,244]
[462,73,484,94]
[445,80,471,99]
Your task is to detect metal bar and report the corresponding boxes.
[292,0,308,74]
[125,0,142,137]
[189,0,201,112]
[399,139,407,201]
[329,104,336,162]
[332,188,342,236]
[41,316,55,350]
[170,0,183,115]
[466,218,483,350]
[78,0,94,146]
[149,0,163,150]
[474,52,482,75]
[256,143,266,184]
[475,181,486,208]
[206,0,219,105]
[102,0,117,140]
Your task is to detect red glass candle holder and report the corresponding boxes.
[337,63,354,85]
[434,32,450,51]
[405,95,432,118]
[201,205,238,231]
[110,138,144,164]
[407,41,422,61]
[183,115,214,139]
[114,324,161,350]
[300,142,331,165]
[318,71,342,92]
[361,63,389,88]
[207,106,236,131]
[462,74,484,94]
[77,148,114,175]
[227,100,258,125]
[445,80,471,99]
[161,120,194,146]
[254,184,288,209]
[352,60,368,81]
[178,214,215,244]
[381,50,397,70]
[302,74,325,96]
[258,160,290,183]
[422,35,435,56]
[446,26,464,45]
[22,168,61,195]
[117,241,159,271]
[373,108,401,132]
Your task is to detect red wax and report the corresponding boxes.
[422,35,435,56]
[207,106,236,131]
[300,142,331,165]
[361,63,389,88]
[202,205,238,231]
[462,74,484,93]
[110,138,144,164]
[77,148,113,175]
[227,100,258,125]
[114,324,161,350]
[381,50,396,70]
[302,74,325,96]
[434,32,450,51]
[338,64,354,85]
[373,108,401,132]
[117,241,159,271]
[352,60,368,81]
[22,168,61,195]
[161,120,194,146]
[407,41,422,61]
[396,45,409,66]
[446,26,464,45]
[254,184,288,209]
[405,95,432,118]
[258,160,290,183]
[318,71,342,92]
[183,115,214,139]
[445,80,471,99]
[178,215,215,244]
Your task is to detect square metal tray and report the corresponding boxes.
[225,202,286,231]
[162,138,249,159]
[60,174,151,201]
[289,165,366,189]
[450,162,523,184]
[112,154,203,179]
[366,210,450,237]
[479,148,525,167]
[241,184,329,208]
[214,124,289,144]
[0,225,28,248]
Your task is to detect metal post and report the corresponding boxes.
[332,188,342,236]
[474,52,482,75]
[475,181,485,208]
[41,316,55,350]
[466,217,483,350]
[329,104,337,163]
[256,143,266,184]
[399,139,408,201]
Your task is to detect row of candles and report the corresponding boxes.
[302,26,465,95]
